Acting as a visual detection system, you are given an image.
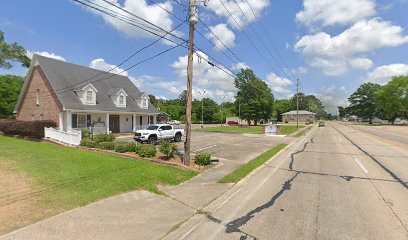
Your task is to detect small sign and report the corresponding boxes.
[265,125,277,136]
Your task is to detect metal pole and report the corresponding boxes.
[296,78,299,129]
[184,0,197,166]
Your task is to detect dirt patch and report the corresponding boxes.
[0,162,54,235]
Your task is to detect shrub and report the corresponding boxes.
[94,133,115,143]
[138,144,157,158]
[195,152,211,166]
[81,129,91,139]
[0,120,56,138]
[80,138,97,148]
[159,140,178,159]
[97,141,115,150]
[114,142,139,153]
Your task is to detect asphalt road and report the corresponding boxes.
[167,122,408,240]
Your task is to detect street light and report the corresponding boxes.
[197,90,206,127]
[220,95,226,125]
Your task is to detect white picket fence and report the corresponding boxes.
[44,127,82,146]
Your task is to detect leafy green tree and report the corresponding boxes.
[0,31,30,69]
[273,99,291,122]
[0,75,24,118]
[338,106,347,118]
[376,76,408,124]
[234,69,274,125]
[347,82,381,124]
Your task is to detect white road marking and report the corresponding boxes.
[192,145,217,153]
[353,157,368,174]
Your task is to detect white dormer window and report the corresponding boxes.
[119,95,125,106]
[109,88,128,107]
[142,98,148,108]
[86,91,93,103]
[76,83,98,105]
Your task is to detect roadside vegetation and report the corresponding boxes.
[196,125,304,135]
[339,76,408,124]
[218,144,287,183]
[0,135,197,231]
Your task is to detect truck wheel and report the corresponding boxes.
[174,133,181,142]
[148,136,157,145]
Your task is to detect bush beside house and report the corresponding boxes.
[0,120,56,138]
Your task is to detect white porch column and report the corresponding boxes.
[106,113,110,133]
[59,112,64,131]
[67,111,72,130]
[153,115,157,124]
[132,114,136,132]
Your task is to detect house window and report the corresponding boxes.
[36,89,40,105]
[142,98,148,108]
[119,95,124,106]
[77,114,87,129]
[86,91,93,103]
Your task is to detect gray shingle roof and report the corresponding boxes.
[282,110,316,115]
[34,55,160,114]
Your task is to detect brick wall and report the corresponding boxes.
[16,66,62,126]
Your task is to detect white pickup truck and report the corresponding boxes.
[134,124,184,144]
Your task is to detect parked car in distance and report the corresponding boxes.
[227,121,238,125]
[167,120,180,125]
[319,121,325,127]
[134,124,184,144]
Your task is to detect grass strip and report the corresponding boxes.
[218,143,287,183]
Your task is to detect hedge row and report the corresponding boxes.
[0,120,57,138]
[80,139,157,158]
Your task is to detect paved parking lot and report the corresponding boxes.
[178,131,294,163]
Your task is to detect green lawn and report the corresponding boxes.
[0,135,197,210]
[218,144,287,183]
[196,125,304,135]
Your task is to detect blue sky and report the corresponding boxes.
[1,0,408,114]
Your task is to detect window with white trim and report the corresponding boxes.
[142,97,148,108]
[77,114,87,129]
[119,95,124,106]
[86,91,93,103]
[36,89,40,105]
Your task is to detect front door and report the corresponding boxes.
[109,115,120,133]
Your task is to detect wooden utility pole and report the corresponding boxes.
[296,78,299,129]
[184,0,198,166]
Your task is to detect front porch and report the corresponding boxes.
[59,111,157,133]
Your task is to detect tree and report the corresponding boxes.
[0,75,24,118]
[347,82,381,124]
[234,69,274,125]
[0,31,30,69]
[376,76,408,124]
[273,99,290,122]
[338,106,347,118]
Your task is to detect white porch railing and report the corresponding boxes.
[44,127,82,146]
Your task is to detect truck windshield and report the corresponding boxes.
[146,126,159,130]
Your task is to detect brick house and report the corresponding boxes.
[282,110,316,123]
[14,54,160,133]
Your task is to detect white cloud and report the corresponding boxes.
[316,85,349,115]
[78,0,181,43]
[205,23,236,51]
[89,58,128,76]
[285,66,308,75]
[171,51,236,91]
[266,73,294,94]
[296,0,376,28]
[366,63,408,84]
[205,0,269,29]
[231,62,250,71]
[27,51,66,61]
[295,19,408,76]
[349,58,373,70]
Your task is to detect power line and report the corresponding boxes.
[232,0,293,80]
[243,0,298,80]
[217,0,295,91]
